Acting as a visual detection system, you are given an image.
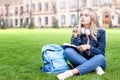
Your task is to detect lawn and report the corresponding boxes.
[0,28,120,80]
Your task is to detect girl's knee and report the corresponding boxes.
[95,54,105,61]
[95,54,106,68]
[64,48,75,57]
[64,48,74,54]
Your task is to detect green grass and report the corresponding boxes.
[0,28,120,80]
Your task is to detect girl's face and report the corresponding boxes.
[80,9,91,27]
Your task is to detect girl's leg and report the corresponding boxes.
[64,48,87,67]
[57,48,88,80]
[57,51,106,79]
[76,54,106,75]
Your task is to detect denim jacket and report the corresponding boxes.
[71,29,106,59]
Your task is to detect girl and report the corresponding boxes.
[57,8,106,80]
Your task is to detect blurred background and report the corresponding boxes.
[0,0,120,28]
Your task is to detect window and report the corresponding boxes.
[0,8,3,16]
[10,19,13,27]
[45,17,48,25]
[112,15,114,19]
[51,1,56,12]
[30,17,34,25]
[20,19,23,26]
[15,7,18,15]
[39,17,41,25]
[98,15,100,20]
[82,0,86,7]
[118,16,120,24]
[0,20,1,26]
[51,16,55,24]
[26,18,29,24]
[26,4,29,12]
[105,15,109,18]
[45,2,49,11]
[71,14,76,25]
[61,15,66,25]
[61,0,66,8]
[31,17,34,22]
[38,3,42,11]
[93,0,98,5]
[71,0,77,7]
[32,4,35,12]
[105,0,111,4]
[15,19,18,26]
[20,6,23,15]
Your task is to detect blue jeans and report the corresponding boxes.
[64,48,106,75]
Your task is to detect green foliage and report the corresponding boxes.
[109,20,113,28]
[52,19,59,28]
[23,21,28,28]
[28,19,34,29]
[68,21,77,28]
[1,20,8,29]
[68,25,72,28]
[73,21,78,27]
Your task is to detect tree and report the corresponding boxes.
[28,19,34,29]
[109,20,113,28]
[23,20,28,28]
[73,21,78,27]
[52,19,59,28]
[1,20,8,29]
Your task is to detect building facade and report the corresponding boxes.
[0,0,120,28]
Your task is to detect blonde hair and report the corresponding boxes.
[79,8,100,40]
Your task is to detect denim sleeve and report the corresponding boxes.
[90,29,106,55]
[71,35,81,46]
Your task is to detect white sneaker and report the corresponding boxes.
[57,70,73,80]
[96,66,105,75]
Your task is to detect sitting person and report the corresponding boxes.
[57,7,106,80]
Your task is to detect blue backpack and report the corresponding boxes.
[41,44,70,74]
